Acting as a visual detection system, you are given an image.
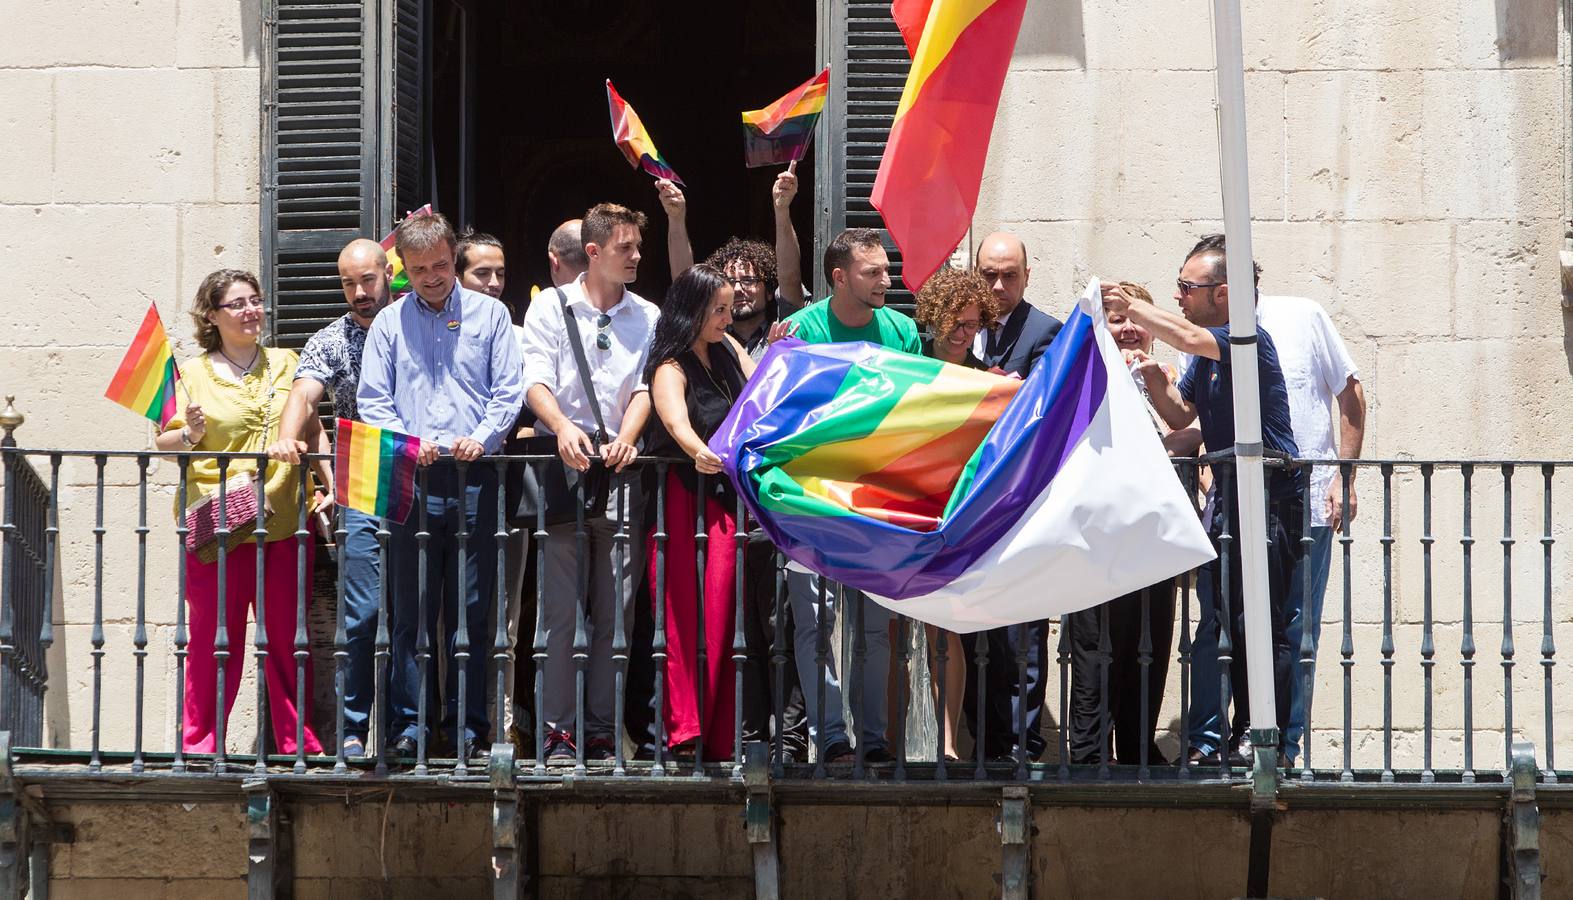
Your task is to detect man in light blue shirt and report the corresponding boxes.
[359,211,524,761]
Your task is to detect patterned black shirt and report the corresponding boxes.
[294,313,369,421]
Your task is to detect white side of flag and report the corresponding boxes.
[871,279,1218,633]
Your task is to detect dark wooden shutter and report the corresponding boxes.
[822,1,914,312]
[262,0,381,351]
[393,0,428,220]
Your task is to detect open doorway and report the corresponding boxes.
[421,0,819,317]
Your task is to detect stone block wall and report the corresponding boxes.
[0,0,265,753]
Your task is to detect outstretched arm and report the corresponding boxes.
[658,179,693,279]
[773,168,805,312]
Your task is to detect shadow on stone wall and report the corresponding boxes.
[1494,0,1558,62]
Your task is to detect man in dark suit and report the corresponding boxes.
[964,231,1064,761]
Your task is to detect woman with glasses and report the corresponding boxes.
[911,266,1003,760]
[157,269,326,756]
[642,265,790,760]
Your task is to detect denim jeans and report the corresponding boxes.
[1283,525,1334,762]
[387,465,497,747]
[338,508,382,742]
[1184,489,1305,756]
[786,570,892,752]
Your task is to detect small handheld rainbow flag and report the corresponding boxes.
[380,203,434,297]
[105,302,182,427]
[334,418,421,524]
[742,67,829,168]
[606,79,683,185]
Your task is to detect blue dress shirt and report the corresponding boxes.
[356,282,524,452]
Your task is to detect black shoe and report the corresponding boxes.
[544,730,576,763]
[820,741,855,764]
[585,737,616,762]
[863,746,895,764]
[777,746,804,765]
[386,735,419,760]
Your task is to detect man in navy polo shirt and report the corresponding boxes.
[1101,237,1304,764]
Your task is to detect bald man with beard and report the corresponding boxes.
[267,237,394,760]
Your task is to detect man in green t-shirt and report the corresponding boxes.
[786,228,921,353]
[781,228,915,764]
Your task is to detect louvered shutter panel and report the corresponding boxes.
[393,0,427,220]
[263,0,380,351]
[841,2,914,313]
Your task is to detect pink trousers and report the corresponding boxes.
[183,538,322,755]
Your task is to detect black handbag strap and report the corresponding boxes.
[556,287,610,447]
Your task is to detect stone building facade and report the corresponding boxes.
[0,0,1569,770]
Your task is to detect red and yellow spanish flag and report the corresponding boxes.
[334,418,420,524]
[105,302,182,427]
[872,0,1028,292]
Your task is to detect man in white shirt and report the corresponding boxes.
[518,203,659,762]
[1184,235,1366,766]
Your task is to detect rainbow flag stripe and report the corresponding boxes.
[741,67,828,168]
[710,311,1104,600]
[606,79,683,185]
[380,203,434,297]
[105,302,181,427]
[334,418,421,523]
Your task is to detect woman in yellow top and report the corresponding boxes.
[157,269,326,756]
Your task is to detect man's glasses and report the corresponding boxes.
[216,297,265,311]
[1176,278,1224,295]
[727,276,763,289]
[595,313,612,351]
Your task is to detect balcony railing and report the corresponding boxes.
[1,444,1570,789]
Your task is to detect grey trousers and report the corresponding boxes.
[537,473,644,740]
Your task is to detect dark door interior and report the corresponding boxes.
[420,0,818,318]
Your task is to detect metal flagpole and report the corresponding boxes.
[1209,2,1280,893]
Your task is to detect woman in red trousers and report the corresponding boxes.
[643,264,789,760]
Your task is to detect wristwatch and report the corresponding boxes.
[180,427,196,449]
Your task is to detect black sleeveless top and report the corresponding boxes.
[644,339,746,500]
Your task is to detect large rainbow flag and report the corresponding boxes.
[710,280,1215,632]
[334,418,420,523]
[105,302,181,428]
[873,0,1028,292]
[606,79,683,185]
[380,203,434,297]
[741,67,829,168]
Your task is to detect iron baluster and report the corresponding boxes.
[652,463,670,777]
[414,464,431,775]
[1541,464,1556,781]
[694,472,709,776]
[290,464,310,773]
[89,455,106,773]
[1461,464,1476,783]
[454,459,471,774]
[1380,463,1394,783]
[252,452,269,776]
[1501,464,1515,774]
[732,492,748,780]
[1420,464,1435,784]
[174,458,190,773]
[611,472,630,777]
[1298,462,1315,781]
[333,499,349,775]
[132,456,150,773]
[1339,463,1353,783]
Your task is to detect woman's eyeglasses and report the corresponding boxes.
[595,313,612,350]
[217,297,265,311]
